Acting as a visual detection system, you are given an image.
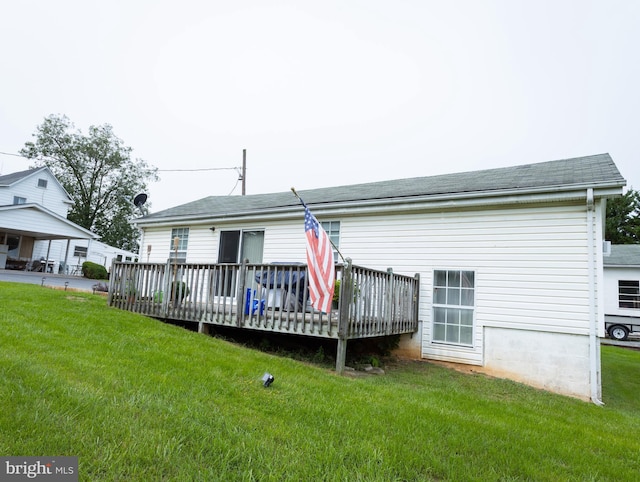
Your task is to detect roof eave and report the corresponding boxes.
[133,181,625,228]
[0,203,99,239]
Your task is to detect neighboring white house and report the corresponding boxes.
[603,244,640,338]
[31,238,139,275]
[132,153,625,402]
[0,167,137,273]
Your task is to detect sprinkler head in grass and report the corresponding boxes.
[262,372,274,388]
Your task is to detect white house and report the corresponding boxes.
[132,153,626,402]
[603,244,640,339]
[0,167,137,273]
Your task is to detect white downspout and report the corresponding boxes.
[587,188,604,405]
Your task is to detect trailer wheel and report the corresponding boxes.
[608,325,630,341]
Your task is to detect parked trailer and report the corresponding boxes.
[605,315,640,341]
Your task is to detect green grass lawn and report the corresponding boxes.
[1,282,639,481]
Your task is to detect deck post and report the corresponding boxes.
[336,338,348,374]
[237,259,248,327]
[161,260,171,318]
[413,273,420,332]
[336,258,353,374]
[107,263,117,306]
[386,268,394,335]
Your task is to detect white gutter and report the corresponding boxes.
[587,188,604,405]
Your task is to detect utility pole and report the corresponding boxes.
[241,149,247,195]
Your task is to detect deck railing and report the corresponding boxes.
[108,259,419,371]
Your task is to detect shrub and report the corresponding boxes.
[332,279,359,304]
[170,281,190,302]
[82,261,108,280]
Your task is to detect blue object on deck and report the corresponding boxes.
[245,288,265,315]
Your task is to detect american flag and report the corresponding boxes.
[304,205,335,313]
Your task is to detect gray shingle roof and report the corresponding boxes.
[141,153,625,221]
[0,167,44,186]
[604,245,640,267]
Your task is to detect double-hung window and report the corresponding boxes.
[618,280,640,309]
[433,270,475,345]
[169,228,189,262]
[320,221,340,263]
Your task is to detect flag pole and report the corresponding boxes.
[291,187,345,263]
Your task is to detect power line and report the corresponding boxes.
[0,151,26,158]
[1,150,239,172]
[1,149,247,195]
[157,167,239,172]
[227,177,241,195]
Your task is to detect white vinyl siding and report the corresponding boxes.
[139,228,169,262]
[0,207,87,238]
[603,266,640,317]
[334,202,598,365]
[140,221,305,265]
[0,170,71,217]
[168,226,213,262]
[31,239,136,271]
[262,221,307,263]
[137,200,603,369]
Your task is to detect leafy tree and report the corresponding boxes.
[20,114,158,252]
[605,188,640,244]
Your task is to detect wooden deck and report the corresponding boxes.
[108,259,420,372]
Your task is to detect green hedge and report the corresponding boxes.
[170,281,190,301]
[82,261,108,280]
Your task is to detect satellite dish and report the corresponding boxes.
[134,193,148,208]
[133,193,148,216]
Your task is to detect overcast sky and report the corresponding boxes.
[1,0,638,213]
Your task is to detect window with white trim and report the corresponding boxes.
[618,280,640,309]
[13,196,26,205]
[73,246,88,257]
[169,228,189,262]
[37,178,48,188]
[433,270,475,345]
[321,221,340,262]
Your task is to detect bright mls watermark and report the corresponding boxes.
[1,457,77,481]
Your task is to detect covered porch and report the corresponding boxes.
[0,203,97,274]
[108,259,420,372]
